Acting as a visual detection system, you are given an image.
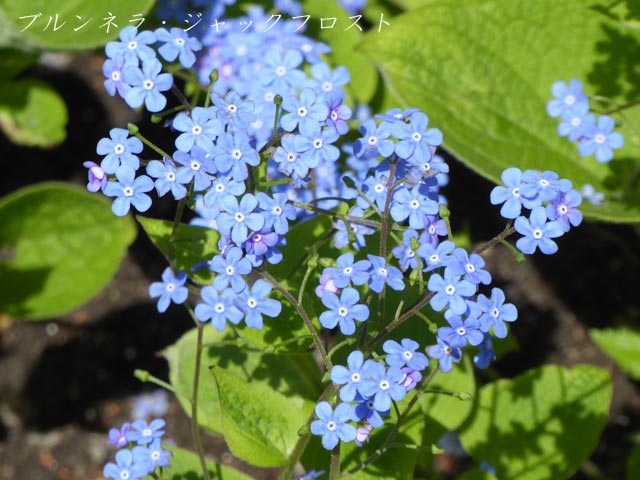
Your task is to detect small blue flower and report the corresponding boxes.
[172,107,223,152]
[126,418,166,445]
[476,288,518,338]
[367,255,405,293]
[213,131,260,182]
[546,79,588,118]
[146,159,187,199]
[281,87,329,133]
[195,286,244,331]
[557,103,593,141]
[353,119,395,159]
[173,146,217,191]
[103,449,149,480]
[392,111,443,166]
[105,26,157,66]
[133,438,172,472]
[383,338,429,370]
[217,194,265,246]
[83,161,107,192]
[581,184,604,206]
[515,207,564,255]
[391,230,420,272]
[319,287,369,335]
[96,127,142,174]
[489,167,527,219]
[108,422,130,448]
[256,192,297,235]
[209,247,251,293]
[546,189,583,232]
[426,338,462,373]
[123,59,173,113]
[236,279,282,329]
[444,248,492,285]
[212,91,257,130]
[353,393,386,428]
[102,54,131,98]
[103,166,154,217]
[155,27,202,68]
[437,315,483,348]
[333,207,375,251]
[390,185,439,229]
[324,253,371,288]
[310,401,357,450]
[358,362,406,412]
[427,272,476,315]
[417,239,455,272]
[331,350,374,402]
[474,334,496,369]
[294,123,340,168]
[521,170,571,204]
[149,268,188,313]
[309,63,350,95]
[578,115,624,163]
[326,92,351,135]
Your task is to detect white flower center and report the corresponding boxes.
[142,428,152,437]
[407,250,415,258]
[368,136,378,146]
[456,326,467,336]
[273,206,283,215]
[594,133,606,144]
[465,263,476,273]
[512,187,520,197]
[379,380,390,391]
[403,350,413,360]
[338,307,348,317]
[166,172,176,181]
[326,421,337,431]
[410,199,420,209]
[412,132,422,142]
[378,267,388,276]
[491,307,500,318]
[374,183,384,193]
[232,149,243,160]
[275,65,287,76]
[192,125,202,135]
[165,283,175,292]
[226,266,234,276]
[235,212,245,222]
[322,81,333,92]
[143,79,154,90]
[247,298,258,308]
[190,161,201,171]
[313,138,323,149]
[532,228,543,239]
[331,111,338,120]
[175,37,185,46]
[215,183,225,192]
[443,346,452,355]
[445,284,456,295]
[428,225,437,234]
[297,106,308,117]
[565,94,575,105]
[558,205,568,215]
[127,40,138,50]
[214,303,225,313]
[123,187,134,197]
[111,71,121,81]
[114,143,125,154]
[286,152,297,163]
[539,179,550,188]
[429,254,440,264]
[120,471,130,480]
[252,234,262,242]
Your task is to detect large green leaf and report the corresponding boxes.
[0,48,38,78]
[589,327,640,380]
[137,216,219,285]
[211,366,309,467]
[146,445,252,480]
[459,364,611,480]
[0,79,67,147]
[0,183,136,320]
[0,0,155,50]
[360,0,640,222]
[166,327,320,435]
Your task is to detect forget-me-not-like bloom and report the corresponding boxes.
[123,59,173,113]
[383,338,429,371]
[427,271,476,315]
[319,287,369,335]
[476,287,518,338]
[148,268,189,313]
[515,207,564,255]
[236,279,282,329]
[310,401,357,450]
[103,166,154,216]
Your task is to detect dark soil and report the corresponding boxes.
[0,53,639,480]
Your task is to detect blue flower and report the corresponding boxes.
[294,123,340,168]
[281,87,329,133]
[155,27,202,68]
[426,338,462,373]
[383,338,429,371]
[476,288,518,338]
[133,438,172,473]
[514,207,564,255]
[578,115,624,162]
[243,228,283,265]
[310,401,357,450]
[195,286,244,331]
[148,268,188,313]
[123,59,173,113]
[96,127,143,174]
[416,240,455,272]
[213,131,260,182]
[217,194,265,245]
[546,189,583,232]
[203,175,246,212]
[581,184,604,206]
[273,133,310,179]
[331,350,374,402]
[427,271,476,315]
[353,393,386,428]
[126,418,166,445]
[444,248,492,285]
[212,91,257,130]
[172,107,223,152]
[324,253,371,288]
[146,159,187,199]
[236,279,282,329]
[521,170,571,204]
[108,422,130,448]
[390,185,439,228]
[546,79,588,118]
[103,55,131,98]
[209,247,251,293]
[392,111,443,166]
[319,287,369,335]
[256,192,297,235]
[309,63,350,95]
[474,334,496,369]
[391,230,420,272]
[103,166,154,217]
[106,26,157,66]
[353,119,395,159]
[103,449,149,480]
[358,362,406,412]
[437,315,483,348]
[367,255,405,293]
[333,207,375,251]
[326,92,352,135]
[173,146,217,191]
[557,102,593,141]
[489,167,527,219]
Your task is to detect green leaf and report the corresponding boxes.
[166,327,321,435]
[0,48,38,78]
[589,327,640,380]
[0,0,155,50]
[211,365,309,467]
[137,217,219,285]
[0,183,136,320]
[360,0,640,222]
[627,442,640,480]
[458,364,612,480]
[302,0,378,104]
[0,79,67,147]
[150,445,252,480]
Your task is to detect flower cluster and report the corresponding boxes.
[491,168,583,254]
[104,419,171,480]
[547,78,624,163]
[312,343,428,449]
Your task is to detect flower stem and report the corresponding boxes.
[128,123,174,161]
[329,442,341,480]
[259,268,332,371]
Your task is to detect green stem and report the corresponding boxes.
[204,70,218,108]
[259,268,332,371]
[128,123,173,160]
[474,226,516,255]
[172,83,193,111]
[379,161,397,259]
[289,201,382,229]
[329,442,341,480]
[133,369,191,401]
[185,306,211,480]
[298,257,316,305]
